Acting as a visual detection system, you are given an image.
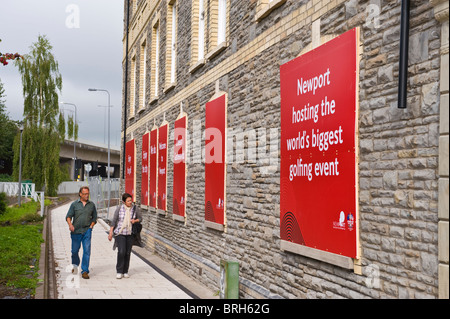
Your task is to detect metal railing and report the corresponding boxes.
[0,182,45,216]
[86,177,120,220]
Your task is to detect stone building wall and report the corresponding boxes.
[121,0,448,298]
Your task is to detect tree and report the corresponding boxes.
[0,79,17,175]
[12,35,66,196]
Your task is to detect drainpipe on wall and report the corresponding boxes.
[122,0,130,179]
[398,0,410,109]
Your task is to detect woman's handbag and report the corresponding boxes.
[131,205,143,247]
[131,205,142,235]
[132,222,142,235]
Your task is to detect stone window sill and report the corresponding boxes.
[150,96,158,104]
[164,81,176,94]
[189,59,205,74]
[206,41,228,61]
[205,220,224,232]
[255,0,287,22]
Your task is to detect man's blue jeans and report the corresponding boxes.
[71,228,92,274]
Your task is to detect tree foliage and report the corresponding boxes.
[67,114,74,139]
[16,35,62,130]
[12,35,66,196]
[0,79,17,174]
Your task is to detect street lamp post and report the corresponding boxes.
[18,122,24,207]
[60,102,77,181]
[88,88,111,220]
[98,105,113,144]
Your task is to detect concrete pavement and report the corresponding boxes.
[51,202,217,299]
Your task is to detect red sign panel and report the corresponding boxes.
[158,124,168,211]
[205,94,226,225]
[149,129,158,208]
[280,28,359,258]
[125,139,136,201]
[141,132,149,206]
[173,116,187,217]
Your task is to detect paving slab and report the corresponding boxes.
[51,202,215,299]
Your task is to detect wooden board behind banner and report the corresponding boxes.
[205,94,227,227]
[280,28,359,259]
[125,139,136,202]
[149,128,158,208]
[158,123,168,211]
[141,132,149,206]
[173,116,187,218]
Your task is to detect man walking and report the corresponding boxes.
[66,186,97,279]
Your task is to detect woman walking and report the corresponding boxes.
[108,193,142,279]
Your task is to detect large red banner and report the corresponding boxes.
[173,116,187,217]
[141,132,149,206]
[280,28,359,258]
[125,139,135,201]
[158,124,168,211]
[149,129,158,208]
[205,94,226,225]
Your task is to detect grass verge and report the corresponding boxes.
[0,201,45,298]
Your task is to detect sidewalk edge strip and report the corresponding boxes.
[131,250,200,299]
[100,226,199,299]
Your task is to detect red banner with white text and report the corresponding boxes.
[149,129,158,208]
[205,94,227,225]
[280,28,359,258]
[158,124,168,211]
[125,139,136,202]
[141,132,149,206]
[173,116,187,218]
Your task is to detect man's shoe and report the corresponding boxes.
[116,273,123,279]
[82,272,90,279]
[123,273,130,278]
[72,266,78,275]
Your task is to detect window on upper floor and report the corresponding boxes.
[130,53,137,118]
[165,0,177,92]
[217,0,227,44]
[206,0,228,59]
[151,19,160,101]
[139,38,147,112]
[190,0,206,72]
[190,0,229,71]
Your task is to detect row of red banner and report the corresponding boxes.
[124,94,227,226]
[124,27,359,259]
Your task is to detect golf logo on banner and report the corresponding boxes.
[280,28,359,259]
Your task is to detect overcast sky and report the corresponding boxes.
[0,0,124,148]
